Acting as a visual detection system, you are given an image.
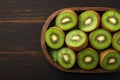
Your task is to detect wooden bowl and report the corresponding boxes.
[41,7,120,73]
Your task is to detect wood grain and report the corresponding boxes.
[0,9,46,23]
[0,1,46,79]
[0,51,44,79]
[0,23,43,51]
[0,0,48,23]
[0,0,119,80]
[0,51,41,66]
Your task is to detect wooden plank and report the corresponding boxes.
[0,0,119,80]
[0,8,46,23]
[0,51,42,67]
[0,0,48,23]
[0,17,46,23]
[0,23,43,51]
[0,51,44,79]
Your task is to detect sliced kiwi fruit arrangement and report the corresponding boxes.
[41,7,120,73]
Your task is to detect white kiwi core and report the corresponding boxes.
[71,35,80,41]
[108,58,116,64]
[61,17,71,24]
[51,34,58,42]
[84,56,92,63]
[63,54,70,63]
[108,17,117,25]
[97,36,105,42]
[118,40,120,44]
[84,17,92,25]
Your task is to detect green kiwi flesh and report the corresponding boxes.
[55,10,78,30]
[57,47,76,69]
[65,29,88,51]
[102,10,120,32]
[100,49,120,71]
[89,29,112,49]
[112,31,120,52]
[43,8,120,72]
[77,48,99,70]
[78,11,100,32]
[45,27,65,49]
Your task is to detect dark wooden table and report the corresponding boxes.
[0,0,120,80]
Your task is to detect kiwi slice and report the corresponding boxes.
[57,47,76,69]
[112,31,120,51]
[89,29,112,50]
[100,49,120,71]
[65,29,88,51]
[78,10,100,32]
[77,48,99,70]
[55,10,78,30]
[102,10,120,32]
[45,27,65,49]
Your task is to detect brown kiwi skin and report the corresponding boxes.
[100,48,118,70]
[101,16,117,32]
[89,29,109,50]
[46,27,65,49]
[112,31,120,52]
[77,48,99,70]
[101,12,113,32]
[79,10,100,32]
[58,9,78,30]
[59,9,78,19]
[89,31,98,50]
[101,23,115,32]
[86,48,98,55]
[78,47,99,57]
[66,33,88,52]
